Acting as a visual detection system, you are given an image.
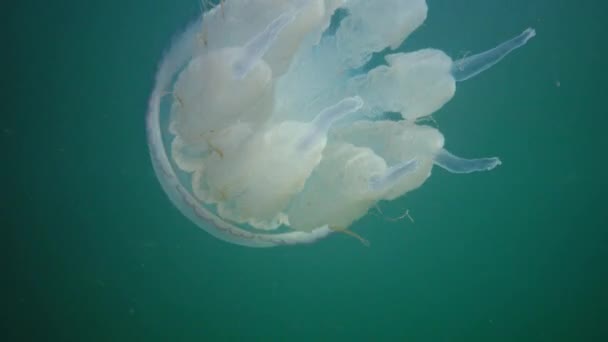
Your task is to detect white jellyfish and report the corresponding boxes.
[146,0,536,247]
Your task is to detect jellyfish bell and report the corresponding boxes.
[146,0,535,247]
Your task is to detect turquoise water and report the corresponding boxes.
[6,0,607,340]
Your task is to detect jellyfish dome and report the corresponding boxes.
[146,0,535,247]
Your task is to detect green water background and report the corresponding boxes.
[5,0,607,340]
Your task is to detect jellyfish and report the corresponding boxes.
[146,0,535,247]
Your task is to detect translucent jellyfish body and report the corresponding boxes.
[146,0,535,247]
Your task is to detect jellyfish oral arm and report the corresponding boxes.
[299,96,364,150]
[451,28,536,82]
[369,159,419,192]
[433,149,501,174]
[233,11,296,79]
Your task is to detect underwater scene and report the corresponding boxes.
[7,0,607,340]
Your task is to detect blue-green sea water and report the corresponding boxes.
[6,0,607,340]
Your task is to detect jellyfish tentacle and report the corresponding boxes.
[232,11,296,79]
[298,96,364,150]
[330,226,370,247]
[434,149,501,174]
[368,159,419,192]
[451,28,536,82]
